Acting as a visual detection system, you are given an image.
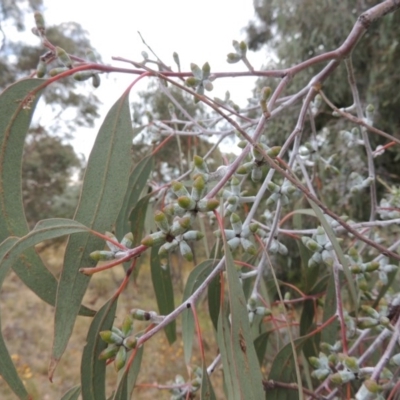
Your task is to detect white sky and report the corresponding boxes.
[22,1,269,158]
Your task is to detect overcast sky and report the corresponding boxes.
[22,1,269,158]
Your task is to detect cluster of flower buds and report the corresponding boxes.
[236,136,281,182]
[98,315,137,371]
[72,49,101,88]
[220,176,254,215]
[301,226,334,267]
[214,213,258,255]
[247,297,271,325]
[185,62,214,102]
[310,94,322,116]
[357,305,391,330]
[265,180,297,207]
[348,172,374,194]
[378,186,400,219]
[340,127,363,148]
[226,40,248,64]
[169,367,202,399]
[90,232,133,262]
[142,156,219,266]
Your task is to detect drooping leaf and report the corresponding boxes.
[0,309,30,400]
[253,331,271,366]
[129,193,153,248]
[150,245,176,344]
[200,363,217,400]
[116,155,154,240]
[267,337,308,400]
[216,245,265,399]
[112,345,144,400]
[50,90,133,378]
[60,385,81,400]
[207,271,221,332]
[0,79,93,313]
[182,260,216,364]
[321,272,339,345]
[81,298,118,400]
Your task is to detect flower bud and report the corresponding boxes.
[178,196,196,210]
[99,330,123,345]
[227,237,240,251]
[251,167,262,182]
[49,67,69,77]
[197,198,219,212]
[120,232,133,249]
[227,53,242,63]
[121,315,134,337]
[180,240,193,262]
[115,346,127,371]
[34,12,45,33]
[36,60,46,78]
[90,250,115,261]
[154,211,170,232]
[236,162,253,175]
[98,344,119,361]
[56,46,73,69]
[182,230,204,241]
[241,238,257,255]
[191,175,206,201]
[123,335,137,349]
[131,308,152,321]
[311,369,330,380]
[73,71,94,81]
[185,77,200,87]
[171,181,189,197]
[141,231,167,247]
[357,317,379,329]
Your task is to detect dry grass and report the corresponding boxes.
[0,243,223,399]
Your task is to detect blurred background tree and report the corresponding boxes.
[245,0,400,218]
[0,0,101,226]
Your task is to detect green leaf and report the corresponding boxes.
[200,364,217,400]
[60,385,81,400]
[267,337,308,400]
[112,345,144,400]
[0,309,30,399]
[0,79,93,314]
[217,245,264,399]
[253,331,271,366]
[321,272,340,345]
[0,219,89,279]
[150,245,176,344]
[129,192,153,248]
[81,298,118,400]
[182,260,216,364]
[207,244,222,331]
[50,91,133,378]
[116,155,153,240]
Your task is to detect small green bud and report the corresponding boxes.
[190,63,202,79]
[185,76,199,88]
[363,379,382,394]
[115,346,127,371]
[34,12,45,33]
[260,86,271,102]
[193,155,208,173]
[36,60,46,78]
[311,369,330,380]
[49,67,69,77]
[121,315,134,337]
[141,231,167,247]
[171,181,190,197]
[120,232,133,249]
[227,53,242,63]
[236,162,253,175]
[56,46,73,69]
[267,182,280,193]
[131,309,152,321]
[255,306,271,316]
[191,175,206,201]
[343,356,359,372]
[202,62,211,79]
[99,330,123,345]
[154,210,170,232]
[178,196,196,210]
[197,198,219,212]
[390,353,400,366]
[361,305,380,319]
[98,344,119,361]
[227,237,240,251]
[90,250,115,261]
[73,71,94,81]
[123,335,137,349]
[357,317,379,329]
[251,167,262,182]
[237,140,247,149]
[309,357,321,369]
[180,240,193,262]
[266,146,281,158]
[241,238,257,255]
[159,240,178,257]
[238,41,247,56]
[230,213,242,235]
[182,230,204,241]
[322,249,334,267]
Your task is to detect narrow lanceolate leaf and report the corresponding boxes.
[182,260,216,364]
[0,219,89,278]
[0,79,93,314]
[217,245,264,400]
[116,155,153,240]
[200,364,217,400]
[81,298,118,400]
[267,338,308,400]
[150,245,176,344]
[112,345,144,400]
[51,91,133,378]
[60,385,81,400]
[253,332,271,366]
